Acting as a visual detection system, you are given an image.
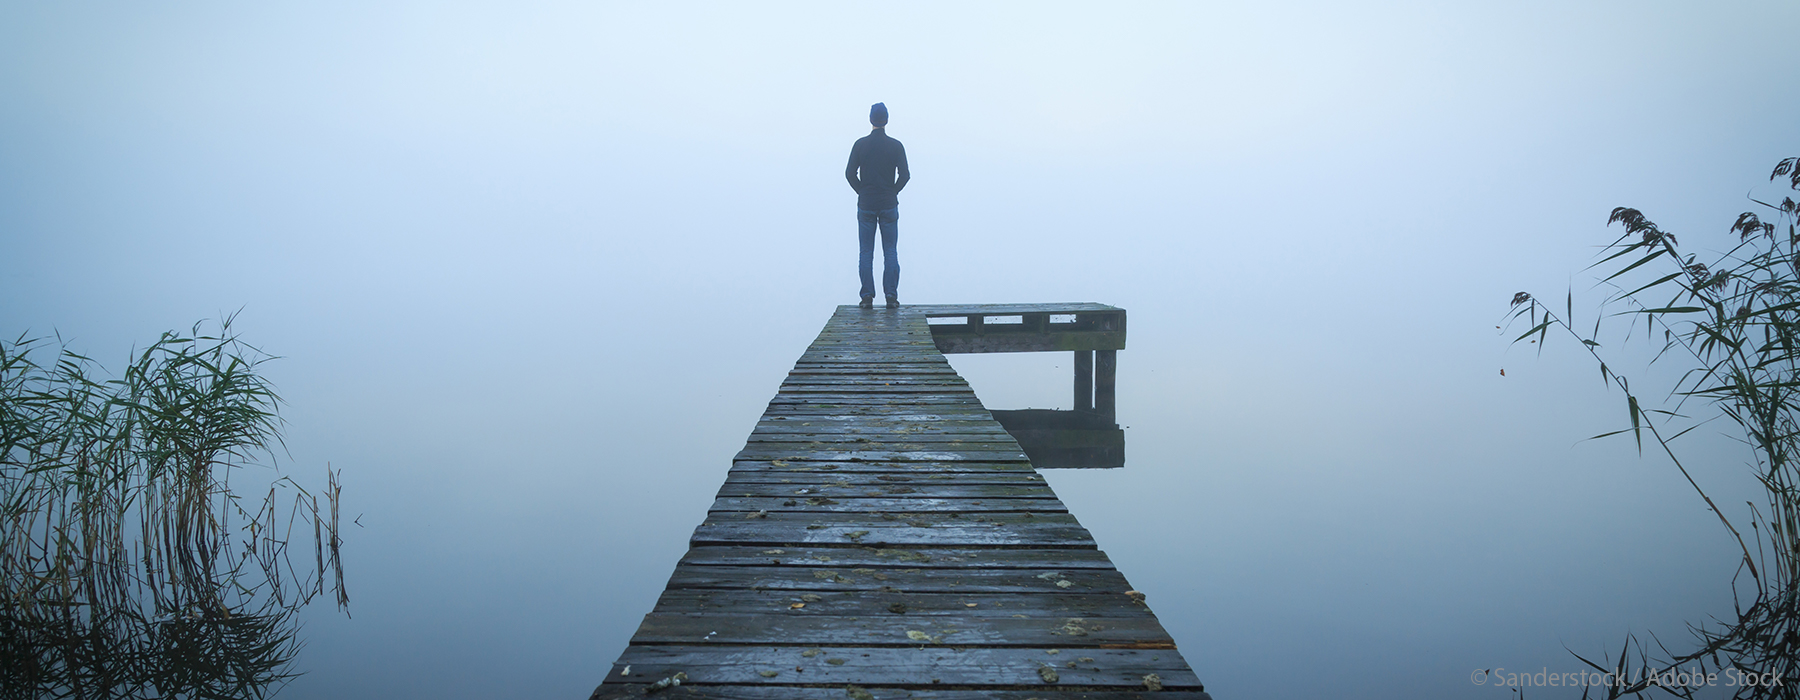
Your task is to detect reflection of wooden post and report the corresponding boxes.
[1095,349,1117,422]
[1074,350,1094,412]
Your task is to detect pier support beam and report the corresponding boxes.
[1074,350,1094,412]
[1095,349,1117,422]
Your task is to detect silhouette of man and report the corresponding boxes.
[845,102,910,309]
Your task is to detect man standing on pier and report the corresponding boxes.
[845,102,910,310]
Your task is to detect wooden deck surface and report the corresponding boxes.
[593,305,1202,699]
[908,302,1122,316]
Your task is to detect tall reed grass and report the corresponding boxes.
[0,317,346,699]
[1511,158,1800,698]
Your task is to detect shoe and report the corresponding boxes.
[859,297,874,309]
[885,296,899,309]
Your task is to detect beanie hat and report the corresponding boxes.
[870,102,888,127]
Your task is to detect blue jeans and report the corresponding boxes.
[857,207,900,300]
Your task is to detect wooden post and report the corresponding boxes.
[1074,350,1094,412]
[1095,349,1117,423]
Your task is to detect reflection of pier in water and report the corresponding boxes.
[922,303,1126,470]
[593,303,1205,698]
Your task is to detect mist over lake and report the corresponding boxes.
[5,2,1798,698]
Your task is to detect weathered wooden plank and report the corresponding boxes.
[803,341,938,347]
[748,432,1017,443]
[744,436,1019,446]
[687,526,1090,550]
[759,407,999,419]
[805,341,937,345]
[781,375,963,382]
[799,343,940,348]
[771,384,975,391]
[710,496,1068,514]
[799,349,942,354]
[691,514,1095,548]
[810,327,936,333]
[793,358,950,365]
[744,437,1020,447]
[754,422,1005,431]
[783,361,953,369]
[722,473,1041,488]
[739,440,1024,453]
[754,419,1010,430]
[730,458,1032,470]
[733,456,1027,466]
[677,546,1111,569]
[920,303,1126,355]
[813,320,937,328]
[738,451,1027,465]
[765,402,992,411]
[788,359,957,365]
[747,429,1014,441]
[754,417,1003,426]
[767,394,988,404]
[799,349,944,356]
[702,512,1078,528]
[594,686,1212,700]
[730,439,1022,449]
[728,463,1036,477]
[722,471,1048,485]
[602,645,1201,689]
[793,359,952,366]
[650,589,1159,618]
[777,387,974,396]
[629,612,1176,648]
[786,366,961,374]
[768,397,979,405]
[760,407,996,416]
[736,458,1031,471]
[713,482,1060,500]
[762,403,995,412]
[783,374,960,381]
[734,448,1029,462]
[910,303,1122,315]
[765,396,977,404]
[800,344,939,350]
[662,563,1127,594]
[777,386,966,393]
[779,384,973,394]
[805,335,937,340]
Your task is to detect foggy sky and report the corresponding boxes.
[4,3,1798,698]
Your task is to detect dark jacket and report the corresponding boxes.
[845,128,910,210]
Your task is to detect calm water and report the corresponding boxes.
[6,4,1792,698]
[257,306,1752,699]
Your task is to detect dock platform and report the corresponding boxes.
[593,304,1204,699]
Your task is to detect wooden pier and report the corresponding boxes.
[593,304,1205,699]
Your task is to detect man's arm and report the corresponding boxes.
[845,144,863,194]
[894,143,910,193]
